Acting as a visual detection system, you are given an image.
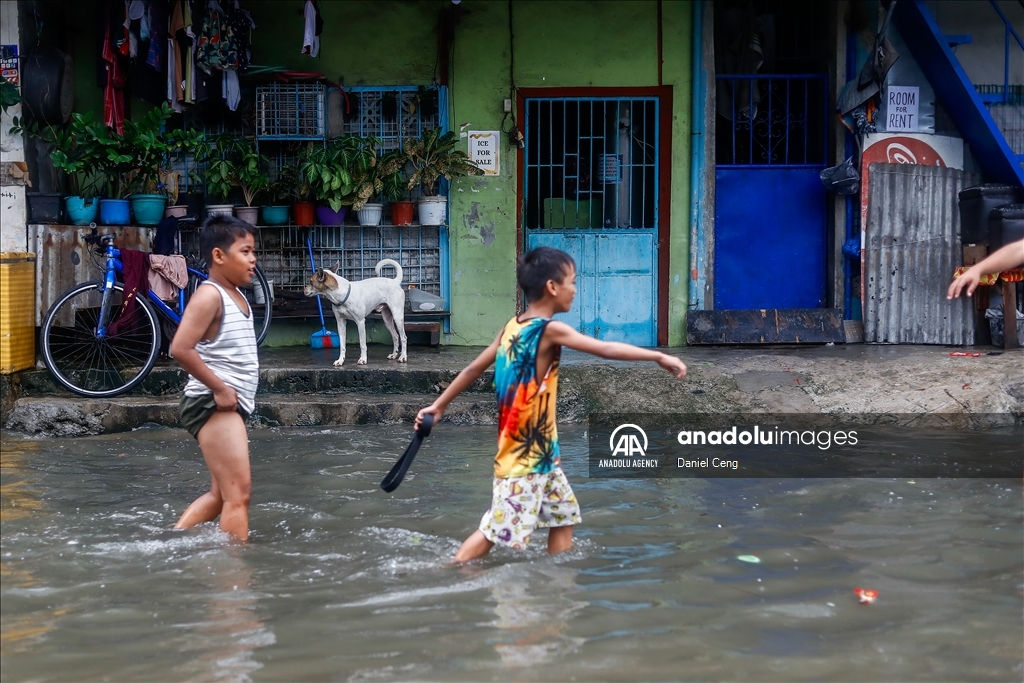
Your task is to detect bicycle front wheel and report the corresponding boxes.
[42,281,162,397]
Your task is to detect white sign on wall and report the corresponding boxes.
[468,131,500,175]
[886,86,920,132]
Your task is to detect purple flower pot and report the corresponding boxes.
[316,205,348,226]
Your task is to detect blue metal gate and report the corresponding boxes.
[714,74,828,310]
[523,97,659,345]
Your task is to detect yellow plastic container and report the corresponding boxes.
[0,253,37,374]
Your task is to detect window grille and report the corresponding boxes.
[524,98,659,230]
[256,83,327,140]
[343,86,444,152]
[254,225,442,296]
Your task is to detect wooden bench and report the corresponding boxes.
[367,311,447,346]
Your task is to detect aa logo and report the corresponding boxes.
[609,424,648,457]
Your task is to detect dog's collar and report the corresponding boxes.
[337,280,352,305]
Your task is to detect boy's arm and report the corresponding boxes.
[948,238,1024,299]
[168,286,238,411]
[544,321,687,378]
[415,332,501,430]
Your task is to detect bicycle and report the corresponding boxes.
[41,224,272,398]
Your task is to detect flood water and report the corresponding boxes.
[1,424,1021,682]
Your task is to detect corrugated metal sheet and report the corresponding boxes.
[864,163,982,344]
[29,225,154,326]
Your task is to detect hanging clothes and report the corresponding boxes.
[301,0,320,57]
[102,1,129,134]
[148,254,189,300]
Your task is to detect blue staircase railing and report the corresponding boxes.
[892,0,1024,187]
[982,0,1024,107]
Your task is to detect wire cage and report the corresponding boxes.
[343,86,441,152]
[256,83,327,140]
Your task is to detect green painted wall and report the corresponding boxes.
[64,0,693,347]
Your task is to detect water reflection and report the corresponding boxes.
[172,547,275,683]
[486,564,587,668]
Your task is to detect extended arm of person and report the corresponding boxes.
[544,321,687,378]
[169,286,238,411]
[948,238,1024,299]
[415,333,501,429]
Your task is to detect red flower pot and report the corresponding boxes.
[293,202,315,227]
[391,201,414,226]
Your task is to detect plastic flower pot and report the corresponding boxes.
[417,196,447,226]
[26,193,63,224]
[164,205,188,219]
[65,196,99,225]
[293,202,315,226]
[130,194,167,226]
[236,206,259,225]
[390,201,414,226]
[262,206,289,225]
[206,204,235,218]
[99,198,131,226]
[357,203,383,226]
[316,204,347,226]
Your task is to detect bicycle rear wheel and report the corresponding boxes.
[42,281,161,397]
[188,265,272,346]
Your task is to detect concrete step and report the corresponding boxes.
[5,393,498,437]
[16,364,495,399]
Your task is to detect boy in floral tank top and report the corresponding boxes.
[416,247,687,562]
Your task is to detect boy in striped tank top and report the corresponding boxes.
[170,216,260,541]
[415,247,687,562]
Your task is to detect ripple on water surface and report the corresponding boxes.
[1,424,1021,682]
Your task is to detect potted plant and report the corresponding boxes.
[347,141,405,227]
[261,173,291,225]
[287,144,316,226]
[377,149,412,225]
[404,127,484,225]
[301,136,371,226]
[202,134,268,224]
[11,111,106,224]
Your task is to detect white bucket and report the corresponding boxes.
[417,196,447,226]
[206,204,235,218]
[357,203,383,226]
[253,279,274,305]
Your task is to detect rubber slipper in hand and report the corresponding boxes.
[380,414,434,493]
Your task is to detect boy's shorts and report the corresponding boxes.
[479,467,582,550]
[179,395,250,440]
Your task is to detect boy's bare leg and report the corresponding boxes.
[454,530,495,563]
[193,411,252,541]
[548,526,573,555]
[175,476,223,529]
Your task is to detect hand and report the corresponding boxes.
[213,385,239,411]
[415,404,444,431]
[657,353,687,379]
[947,269,981,299]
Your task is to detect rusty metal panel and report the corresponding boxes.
[29,225,154,326]
[864,163,982,344]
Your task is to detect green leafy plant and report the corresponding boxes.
[404,127,483,197]
[300,136,386,211]
[203,134,269,205]
[11,111,106,198]
[0,76,20,115]
[378,149,409,204]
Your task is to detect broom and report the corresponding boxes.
[307,237,341,349]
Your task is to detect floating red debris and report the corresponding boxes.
[854,587,878,604]
[949,352,981,357]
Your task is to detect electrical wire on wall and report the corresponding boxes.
[502,0,524,148]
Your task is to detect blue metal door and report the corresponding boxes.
[523,97,658,345]
[714,75,828,309]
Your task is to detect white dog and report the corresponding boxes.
[304,259,407,366]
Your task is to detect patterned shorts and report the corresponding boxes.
[479,468,582,549]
